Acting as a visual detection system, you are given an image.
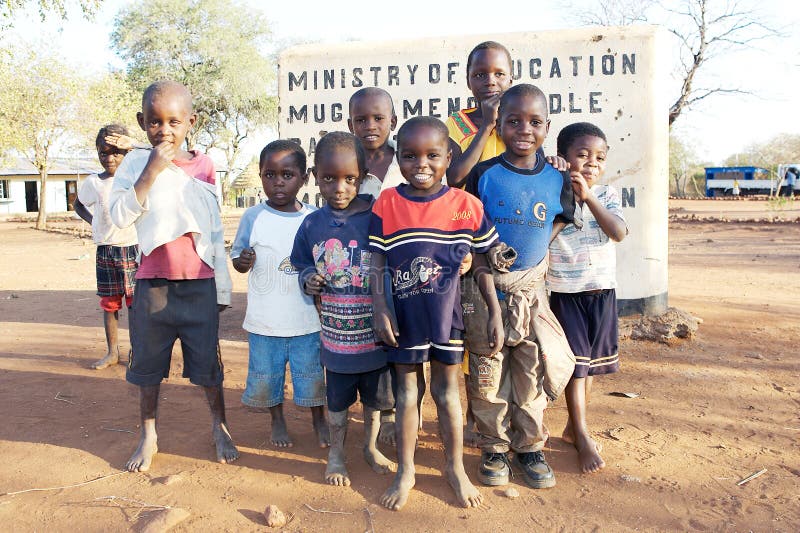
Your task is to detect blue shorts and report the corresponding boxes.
[550,289,619,378]
[325,366,394,413]
[243,332,326,408]
[387,329,465,365]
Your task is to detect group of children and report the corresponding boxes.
[79,40,628,511]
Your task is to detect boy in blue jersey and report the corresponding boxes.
[369,116,503,511]
[464,84,577,489]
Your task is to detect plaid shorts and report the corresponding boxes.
[96,244,138,298]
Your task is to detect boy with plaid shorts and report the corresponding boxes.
[74,124,138,370]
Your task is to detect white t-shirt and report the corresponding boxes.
[230,202,321,337]
[77,174,138,246]
[547,184,627,293]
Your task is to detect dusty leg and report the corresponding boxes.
[126,384,159,472]
[417,367,426,431]
[363,406,396,474]
[381,364,419,511]
[311,405,330,448]
[269,404,293,448]
[203,385,239,464]
[92,310,120,369]
[564,377,604,473]
[431,361,482,508]
[378,409,396,446]
[325,409,350,486]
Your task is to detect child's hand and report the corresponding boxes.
[546,154,569,171]
[480,93,502,127]
[458,252,474,276]
[304,273,326,295]
[146,140,176,175]
[104,133,135,151]
[570,171,591,202]
[487,310,504,351]
[373,308,399,348]
[236,247,256,271]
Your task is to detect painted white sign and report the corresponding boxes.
[278,26,669,314]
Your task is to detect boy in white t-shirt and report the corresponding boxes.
[231,140,329,449]
[547,122,628,475]
[74,124,138,370]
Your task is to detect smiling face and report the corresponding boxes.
[497,93,550,166]
[96,140,127,177]
[397,124,451,196]
[466,48,513,103]
[348,92,397,151]
[563,134,608,187]
[314,148,364,210]
[137,85,196,150]
[260,149,306,212]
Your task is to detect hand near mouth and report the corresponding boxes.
[570,171,591,201]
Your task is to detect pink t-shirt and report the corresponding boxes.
[135,151,217,280]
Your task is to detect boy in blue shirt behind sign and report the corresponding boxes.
[291,132,396,486]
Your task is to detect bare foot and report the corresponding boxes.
[126,434,158,472]
[314,419,331,448]
[561,422,575,445]
[91,351,119,370]
[445,465,482,508]
[270,417,293,448]
[378,420,396,447]
[575,434,606,473]
[380,468,415,511]
[213,423,239,464]
[325,450,350,486]
[363,446,396,475]
[463,425,479,448]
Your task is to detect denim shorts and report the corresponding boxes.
[242,332,326,408]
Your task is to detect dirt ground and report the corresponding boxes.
[1,199,798,532]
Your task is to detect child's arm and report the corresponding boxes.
[369,252,399,347]
[472,251,503,350]
[289,224,326,295]
[230,209,257,273]
[549,221,567,244]
[571,173,628,242]
[133,141,177,205]
[73,198,92,225]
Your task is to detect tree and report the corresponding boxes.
[1,0,101,27]
[669,133,703,197]
[724,133,800,171]
[110,0,278,203]
[0,48,85,229]
[571,0,779,127]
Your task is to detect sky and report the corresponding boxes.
[8,0,800,165]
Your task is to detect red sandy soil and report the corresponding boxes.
[1,199,798,532]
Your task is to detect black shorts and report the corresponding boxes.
[550,289,619,378]
[387,328,465,365]
[325,366,394,413]
[127,278,222,387]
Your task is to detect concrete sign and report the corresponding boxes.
[278,26,669,315]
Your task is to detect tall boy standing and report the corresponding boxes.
[110,80,237,472]
[464,84,576,489]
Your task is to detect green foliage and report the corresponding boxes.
[84,70,142,140]
[0,46,86,228]
[0,0,101,27]
[669,134,704,197]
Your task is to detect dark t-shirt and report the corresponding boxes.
[291,196,385,374]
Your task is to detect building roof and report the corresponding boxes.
[0,157,100,177]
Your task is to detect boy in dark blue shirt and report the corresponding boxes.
[291,132,395,487]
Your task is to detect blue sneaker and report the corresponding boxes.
[515,451,556,488]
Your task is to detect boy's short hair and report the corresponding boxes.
[259,139,307,173]
[142,80,192,112]
[96,124,130,148]
[314,131,366,175]
[396,116,449,150]
[466,41,513,73]
[557,122,608,156]
[497,84,547,119]
[349,87,396,117]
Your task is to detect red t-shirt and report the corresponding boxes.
[135,151,217,280]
